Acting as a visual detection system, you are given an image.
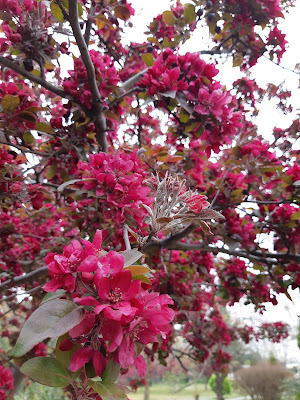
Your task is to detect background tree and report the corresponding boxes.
[0,0,299,399]
[234,362,291,400]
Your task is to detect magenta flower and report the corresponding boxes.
[43,240,84,292]
[70,346,106,377]
[186,194,210,213]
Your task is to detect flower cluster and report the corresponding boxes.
[222,209,256,247]
[258,322,289,343]
[0,0,58,63]
[140,49,242,154]
[78,151,152,227]
[63,50,119,108]
[43,230,175,378]
[0,365,14,400]
[271,205,300,249]
[267,27,287,62]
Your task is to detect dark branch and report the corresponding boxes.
[0,285,43,303]
[0,56,77,103]
[144,236,300,264]
[84,4,96,45]
[68,0,107,152]
[0,266,48,292]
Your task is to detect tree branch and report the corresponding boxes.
[0,266,48,292]
[144,237,300,264]
[68,0,107,152]
[84,4,96,46]
[0,56,77,102]
[0,285,43,303]
[0,141,51,157]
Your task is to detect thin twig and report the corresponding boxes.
[0,56,78,103]
[0,285,43,303]
[210,169,229,209]
[84,4,96,45]
[0,266,48,292]
[122,224,131,250]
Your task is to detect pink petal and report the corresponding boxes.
[93,351,107,377]
[43,276,64,292]
[69,313,96,338]
[101,320,123,351]
[64,274,76,292]
[59,339,73,351]
[73,296,100,307]
[118,335,135,369]
[111,270,132,294]
[70,347,93,372]
[77,255,98,272]
[94,304,109,314]
[96,276,110,300]
[92,230,103,250]
[99,252,124,277]
[134,355,147,378]
[122,280,141,301]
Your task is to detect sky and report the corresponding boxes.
[127,0,300,364]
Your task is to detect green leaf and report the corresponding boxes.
[119,249,143,268]
[57,178,85,193]
[88,380,128,400]
[23,106,49,113]
[101,357,120,384]
[14,299,85,357]
[55,334,82,374]
[124,265,151,277]
[233,54,243,67]
[179,108,190,123]
[50,1,64,22]
[291,211,300,220]
[184,4,196,24]
[162,10,175,26]
[40,289,67,305]
[36,122,54,134]
[2,94,20,111]
[77,1,83,17]
[20,357,70,387]
[46,163,57,180]
[114,5,130,21]
[141,53,155,67]
[132,274,152,285]
[23,131,35,145]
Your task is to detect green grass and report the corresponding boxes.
[129,382,242,400]
[14,382,65,400]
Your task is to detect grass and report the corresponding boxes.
[14,382,65,400]
[128,382,243,400]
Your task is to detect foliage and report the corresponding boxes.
[0,0,298,399]
[235,362,291,400]
[208,374,231,395]
[280,372,300,400]
[14,382,65,400]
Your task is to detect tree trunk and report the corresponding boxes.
[215,372,225,400]
[144,381,149,400]
[144,358,151,400]
[7,366,24,400]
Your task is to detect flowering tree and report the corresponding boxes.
[0,0,299,399]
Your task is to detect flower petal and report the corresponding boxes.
[70,347,93,372]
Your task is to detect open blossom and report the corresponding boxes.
[44,230,175,379]
[186,194,210,213]
[0,366,14,400]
